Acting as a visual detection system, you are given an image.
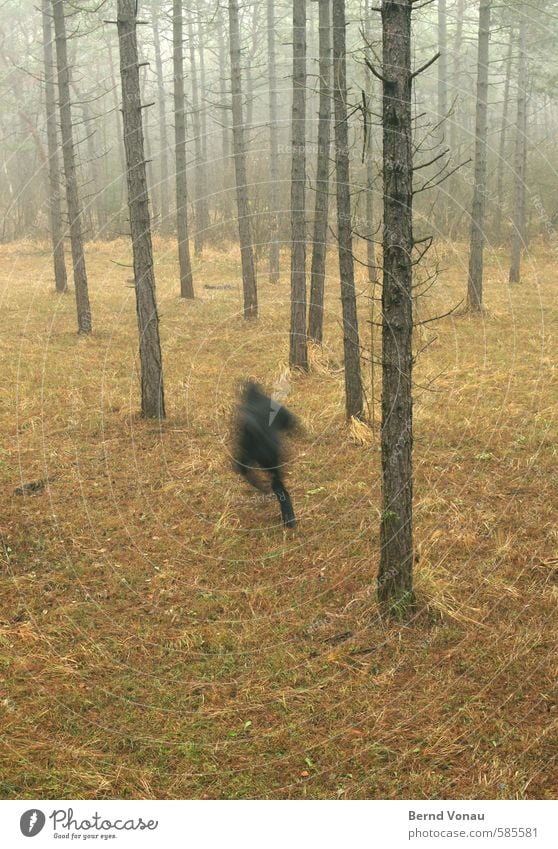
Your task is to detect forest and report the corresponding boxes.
[0,0,556,800]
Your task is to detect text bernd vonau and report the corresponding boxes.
[409,811,485,821]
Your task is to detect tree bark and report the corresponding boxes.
[290,0,308,368]
[332,0,362,417]
[41,0,67,293]
[267,0,280,285]
[172,0,194,298]
[151,0,170,229]
[52,0,92,333]
[228,0,258,318]
[467,0,492,312]
[509,18,528,284]
[378,0,414,610]
[117,0,165,419]
[308,0,332,343]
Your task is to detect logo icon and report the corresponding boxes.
[20,810,46,837]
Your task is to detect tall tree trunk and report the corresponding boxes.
[378,0,414,610]
[332,0,362,417]
[509,18,528,284]
[467,0,492,312]
[267,0,280,285]
[151,0,170,230]
[52,0,92,334]
[117,0,165,419]
[290,0,308,369]
[494,28,513,241]
[172,0,194,298]
[41,0,67,293]
[308,0,332,343]
[228,0,258,318]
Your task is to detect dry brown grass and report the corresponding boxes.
[0,237,556,800]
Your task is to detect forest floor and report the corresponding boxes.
[0,237,556,799]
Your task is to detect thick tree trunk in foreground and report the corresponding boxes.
[267,0,280,285]
[290,0,308,368]
[308,0,332,343]
[378,0,414,610]
[228,0,258,318]
[509,18,528,284]
[467,0,492,312]
[332,0,362,417]
[42,0,67,293]
[117,0,165,419]
[172,0,194,298]
[52,0,92,333]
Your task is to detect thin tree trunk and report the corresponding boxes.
[267,0,280,284]
[52,0,92,334]
[228,0,258,318]
[151,0,170,229]
[117,0,165,419]
[509,18,528,284]
[41,0,67,293]
[378,0,414,610]
[332,0,362,417]
[172,0,194,298]
[290,0,308,369]
[495,28,513,241]
[467,0,492,312]
[308,0,332,343]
